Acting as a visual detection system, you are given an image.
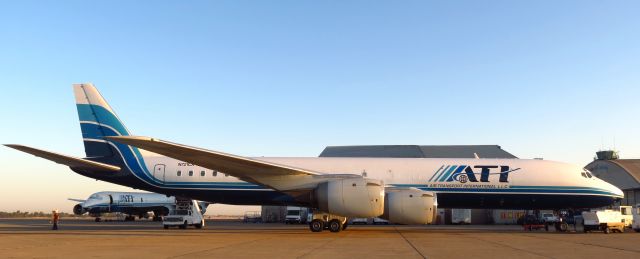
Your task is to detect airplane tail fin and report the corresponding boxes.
[74,83,131,158]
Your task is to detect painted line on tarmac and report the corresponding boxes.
[521,234,640,254]
[296,235,341,258]
[462,234,553,259]
[167,236,273,258]
[394,226,427,259]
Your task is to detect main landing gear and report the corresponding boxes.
[309,212,348,233]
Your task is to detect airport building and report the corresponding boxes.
[263,145,519,224]
[585,150,640,207]
[319,145,518,159]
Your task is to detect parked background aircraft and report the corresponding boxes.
[6,83,624,232]
[69,191,176,222]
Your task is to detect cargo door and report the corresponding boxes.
[153,164,166,183]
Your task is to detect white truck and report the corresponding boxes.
[451,209,472,224]
[539,211,559,224]
[582,210,624,234]
[619,205,633,228]
[163,199,205,229]
[284,206,307,224]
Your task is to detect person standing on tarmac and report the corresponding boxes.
[51,210,59,230]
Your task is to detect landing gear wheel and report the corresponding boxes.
[604,227,610,234]
[195,220,204,229]
[179,221,188,229]
[95,217,101,222]
[559,222,568,232]
[310,219,324,232]
[328,219,342,233]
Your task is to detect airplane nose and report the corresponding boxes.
[83,201,98,207]
[608,182,624,198]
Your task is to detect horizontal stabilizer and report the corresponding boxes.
[4,144,120,172]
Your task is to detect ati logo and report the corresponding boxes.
[118,194,135,203]
[428,165,521,183]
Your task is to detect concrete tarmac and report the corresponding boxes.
[1,219,640,258]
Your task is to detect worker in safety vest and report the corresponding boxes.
[51,210,59,230]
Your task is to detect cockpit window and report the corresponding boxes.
[580,169,595,178]
[581,169,594,178]
[89,194,100,199]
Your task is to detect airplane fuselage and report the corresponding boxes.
[74,191,176,217]
[76,150,622,209]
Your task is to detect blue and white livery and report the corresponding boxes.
[6,83,624,232]
[70,191,178,222]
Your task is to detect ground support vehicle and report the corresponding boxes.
[243,211,262,223]
[619,206,633,228]
[539,212,559,224]
[284,207,307,224]
[308,212,348,233]
[162,199,204,229]
[582,210,624,234]
[452,209,471,225]
[520,214,546,231]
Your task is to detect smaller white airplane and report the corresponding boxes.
[69,191,208,222]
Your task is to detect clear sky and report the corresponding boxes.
[1,1,639,214]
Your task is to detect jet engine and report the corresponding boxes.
[314,177,384,217]
[73,204,85,215]
[380,189,437,225]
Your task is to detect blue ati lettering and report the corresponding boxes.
[428,165,520,183]
[119,195,134,203]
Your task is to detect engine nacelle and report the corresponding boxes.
[315,177,384,217]
[380,189,437,225]
[73,204,85,215]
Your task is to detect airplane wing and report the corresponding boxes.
[68,198,86,203]
[105,136,321,189]
[4,144,121,172]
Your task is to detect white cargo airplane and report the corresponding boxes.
[6,84,624,232]
[69,191,177,222]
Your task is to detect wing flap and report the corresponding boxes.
[5,144,120,172]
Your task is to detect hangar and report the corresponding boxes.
[319,145,518,159]
[585,150,640,207]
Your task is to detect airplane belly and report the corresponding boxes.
[176,189,304,206]
[437,193,618,209]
